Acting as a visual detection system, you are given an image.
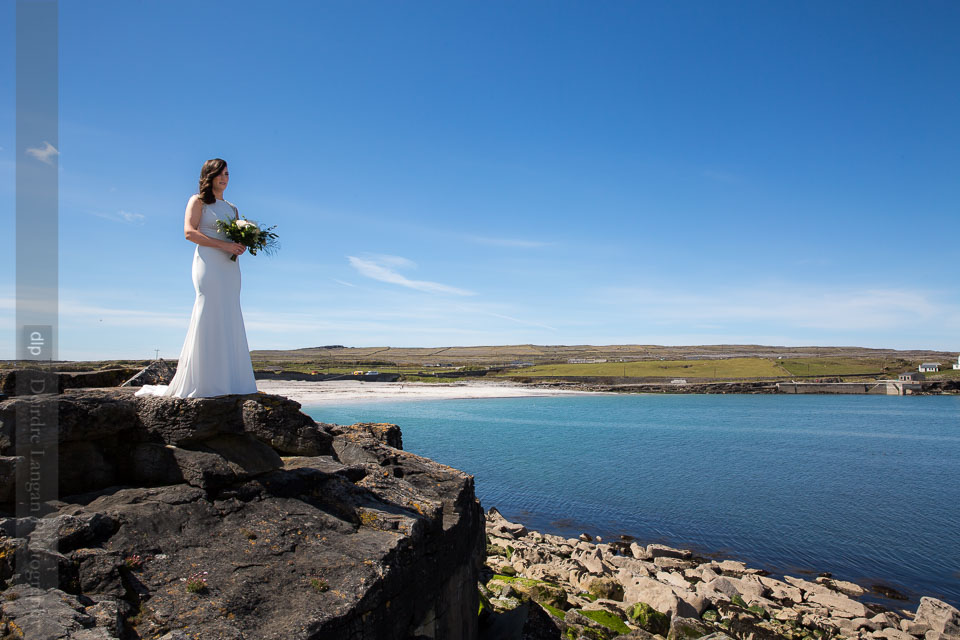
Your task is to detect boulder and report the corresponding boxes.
[902,619,933,636]
[121,360,176,387]
[758,576,803,603]
[631,542,651,560]
[628,601,671,636]
[589,577,626,602]
[805,590,870,618]
[784,575,833,596]
[704,576,766,602]
[486,507,528,539]
[667,616,713,640]
[574,545,611,576]
[817,576,867,597]
[647,544,692,560]
[915,598,960,638]
[608,555,655,578]
[655,556,696,571]
[623,576,699,619]
[0,584,117,638]
[714,559,754,576]
[658,570,692,591]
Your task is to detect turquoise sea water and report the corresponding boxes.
[304,394,960,608]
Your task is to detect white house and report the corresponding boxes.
[919,362,940,373]
[953,356,960,370]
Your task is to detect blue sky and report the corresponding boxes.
[1,1,958,360]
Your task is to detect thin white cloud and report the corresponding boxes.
[90,210,146,225]
[594,285,960,333]
[347,255,475,296]
[367,254,416,269]
[26,141,59,165]
[332,279,356,287]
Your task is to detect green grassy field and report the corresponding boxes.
[778,358,888,376]
[250,361,464,375]
[930,367,960,380]
[494,357,788,379]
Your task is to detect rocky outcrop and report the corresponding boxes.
[480,509,960,640]
[120,360,176,387]
[0,388,485,639]
[0,368,140,396]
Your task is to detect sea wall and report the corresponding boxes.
[0,388,485,639]
[776,382,919,395]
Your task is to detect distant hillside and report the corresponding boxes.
[250,344,957,367]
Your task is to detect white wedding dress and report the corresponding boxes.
[136,198,258,398]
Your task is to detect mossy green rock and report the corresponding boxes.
[486,544,508,557]
[731,594,747,608]
[528,583,570,610]
[541,602,567,620]
[588,577,625,602]
[579,608,632,635]
[747,604,769,619]
[491,574,569,610]
[478,586,493,618]
[565,626,606,640]
[628,602,670,636]
[702,609,720,622]
[500,565,517,577]
[667,616,712,640]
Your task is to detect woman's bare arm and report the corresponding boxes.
[183,195,245,255]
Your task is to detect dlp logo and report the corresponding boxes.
[27,331,44,356]
[22,325,53,360]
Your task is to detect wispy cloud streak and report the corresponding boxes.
[595,285,960,332]
[347,255,475,296]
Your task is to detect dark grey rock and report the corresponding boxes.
[0,584,113,639]
[121,360,176,387]
[0,389,485,639]
[667,616,713,640]
[0,368,139,396]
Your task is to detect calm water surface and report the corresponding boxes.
[305,394,960,608]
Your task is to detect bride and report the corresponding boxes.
[136,158,259,398]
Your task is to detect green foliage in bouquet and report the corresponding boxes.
[215,217,280,261]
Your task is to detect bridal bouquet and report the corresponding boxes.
[216,217,279,261]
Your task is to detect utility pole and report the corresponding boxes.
[154,348,160,360]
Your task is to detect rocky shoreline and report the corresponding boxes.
[480,509,960,640]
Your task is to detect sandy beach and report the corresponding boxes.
[255,379,604,406]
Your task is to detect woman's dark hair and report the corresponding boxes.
[198,158,227,204]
